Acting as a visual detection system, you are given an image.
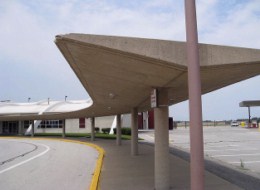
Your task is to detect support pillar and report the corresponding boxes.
[116,114,122,146]
[0,122,2,134]
[131,108,138,156]
[185,1,205,189]
[91,117,95,141]
[248,106,251,127]
[62,119,66,138]
[18,120,23,135]
[31,121,34,137]
[154,90,170,190]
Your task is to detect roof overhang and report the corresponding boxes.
[54,34,260,116]
[1,34,260,121]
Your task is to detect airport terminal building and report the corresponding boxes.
[0,99,123,135]
[0,99,174,135]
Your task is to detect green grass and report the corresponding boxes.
[34,132,132,140]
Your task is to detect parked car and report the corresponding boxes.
[231,121,239,127]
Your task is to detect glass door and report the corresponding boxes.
[2,121,18,134]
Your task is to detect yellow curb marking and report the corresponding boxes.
[0,137,105,190]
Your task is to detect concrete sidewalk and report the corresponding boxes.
[90,139,241,190]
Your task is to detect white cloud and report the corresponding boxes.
[197,0,260,48]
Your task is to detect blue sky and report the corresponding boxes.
[0,0,260,120]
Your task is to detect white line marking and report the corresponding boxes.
[206,145,239,148]
[211,153,260,157]
[0,143,50,174]
[205,149,239,151]
[229,161,260,164]
[205,148,258,152]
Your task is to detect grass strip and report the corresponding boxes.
[34,132,132,140]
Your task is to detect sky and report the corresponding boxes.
[0,0,260,121]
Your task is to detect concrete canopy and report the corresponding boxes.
[1,34,260,120]
[54,34,260,115]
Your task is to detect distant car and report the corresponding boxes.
[231,121,239,127]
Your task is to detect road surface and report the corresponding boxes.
[0,138,98,190]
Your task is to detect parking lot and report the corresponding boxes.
[139,126,260,177]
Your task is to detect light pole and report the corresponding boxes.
[184,0,205,190]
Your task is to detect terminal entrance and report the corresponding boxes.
[2,121,19,134]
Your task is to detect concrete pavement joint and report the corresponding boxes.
[211,153,260,158]
[204,148,258,151]
[230,161,260,164]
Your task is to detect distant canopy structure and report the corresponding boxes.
[239,100,260,124]
[239,100,260,107]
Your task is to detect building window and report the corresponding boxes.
[24,120,33,129]
[38,120,63,128]
[79,118,85,128]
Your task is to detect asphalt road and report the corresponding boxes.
[139,126,260,177]
[0,138,98,190]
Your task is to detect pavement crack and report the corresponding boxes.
[0,142,38,166]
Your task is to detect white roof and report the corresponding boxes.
[0,99,92,116]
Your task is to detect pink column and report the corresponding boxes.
[131,107,138,156]
[91,117,95,141]
[184,0,205,190]
[31,121,34,137]
[62,119,66,138]
[116,114,122,146]
[154,90,170,190]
